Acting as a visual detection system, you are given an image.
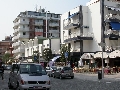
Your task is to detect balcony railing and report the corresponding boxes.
[35,28,43,32]
[49,23,59,27]
[63,19,79,30]
[34,22,43,26]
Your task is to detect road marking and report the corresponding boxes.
[106,82,111,84]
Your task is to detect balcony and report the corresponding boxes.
[16,47,25,53]
[12,42,22,47]
[64,32,94,43]
[35,28,43,32]
[19,27,29,32]
[14,34,29,40]
[104,30,120,39]
[34,22,43,26]
[49,23,59,27]
[26,15,45,19]
[63,19,79,30]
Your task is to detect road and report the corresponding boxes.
[1,71,120,90]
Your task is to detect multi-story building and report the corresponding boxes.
[0,35,13,60]
[61,0,120,68]
[12,6,61,59]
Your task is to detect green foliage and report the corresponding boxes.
[32,50,39,63]
[60,44,68,62]
[2,53,11,63]
[42,48,52,62]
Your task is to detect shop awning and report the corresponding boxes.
[81,53,94,59]
[110,22,120,30]
[65,12,79,20]
[109,50,120,58]
[106,6,120,11]
[94,52,109,59]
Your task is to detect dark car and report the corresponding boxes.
[5,65,11,70]
[53,66,74,79]
[46,66,57,77]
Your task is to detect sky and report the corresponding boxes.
[0,0,89,41]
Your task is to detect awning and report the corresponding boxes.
[81,53,94,59]
[65,12,79,20]
[110,22,120,30]
[51,56,61,62]
[106,6,120,11]
[109,50,120,58]
[94,52,109,58]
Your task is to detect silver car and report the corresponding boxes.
[53,66,74,79]
[8,63,51,90]
[46,66,57,77]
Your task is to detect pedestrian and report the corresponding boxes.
[0,62,4,80]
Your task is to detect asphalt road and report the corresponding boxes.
[1,71,120,90]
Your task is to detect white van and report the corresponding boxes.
[8,63,51,90]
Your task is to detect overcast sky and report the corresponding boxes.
[0,0,89,40]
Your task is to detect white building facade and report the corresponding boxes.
[12,7,61,59]
[61,0,120,67]
[24,37,60,61]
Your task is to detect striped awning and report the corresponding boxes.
[109,50,120,58]
[94,52,109,59]
[81,53,94,59]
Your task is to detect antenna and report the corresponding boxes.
[35,4,38,11]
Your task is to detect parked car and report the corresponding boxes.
[5,65,11,70]
[46,66,57,77]
[53,66,74,79]
[8,63,51,90]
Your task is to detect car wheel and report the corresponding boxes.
[8,79,13,89]
[71,76,74,79]
[16,82,20,90]
[59,75,63,79]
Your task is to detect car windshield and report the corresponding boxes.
[63,67,72,70]
[51,66,57,70]
[20,64,47,75]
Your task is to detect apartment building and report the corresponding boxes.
[0,35,13,60]
[12,6,61,59]
[61,0,120,67]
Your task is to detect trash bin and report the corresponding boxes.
[98,70,102,80]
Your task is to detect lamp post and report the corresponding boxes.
[39,52,41,64]
[46,11,50,38]
[98,42,106,78]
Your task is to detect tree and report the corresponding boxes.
[32,50,39,63]
[42,48,52,62]
[60,44,68,62]
[2,53,11,64]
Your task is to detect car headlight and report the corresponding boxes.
[46,81,50,85]
[20,80,27,85]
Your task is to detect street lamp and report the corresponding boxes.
[46,11,50,38]
[98,42,106,78]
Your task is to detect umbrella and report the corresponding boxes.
[78,58,83,67]
[51,56,61,62]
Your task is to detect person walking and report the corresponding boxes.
[0,62,4,80]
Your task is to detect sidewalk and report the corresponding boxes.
[74,72,120,81]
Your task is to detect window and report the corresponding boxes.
[23,32,26,35]
[23,19,25,21]
[23,25,25,28]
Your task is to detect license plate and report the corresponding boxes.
[66,74,70,76]
[34,86,42,88]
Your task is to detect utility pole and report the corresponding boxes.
[100,0,105,78]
